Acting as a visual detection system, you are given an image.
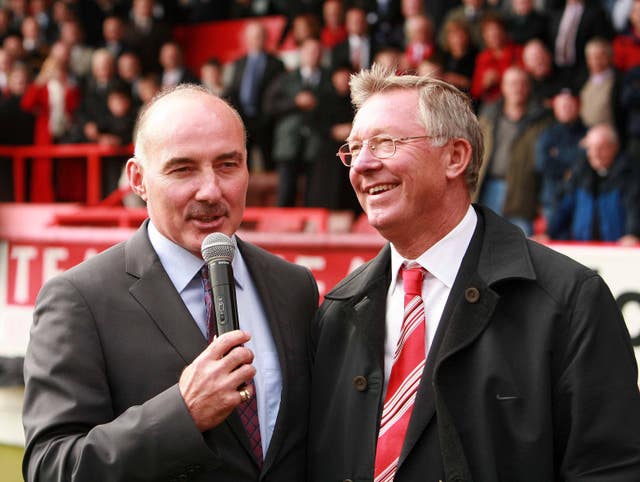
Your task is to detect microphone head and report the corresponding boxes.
[201,232,235,263]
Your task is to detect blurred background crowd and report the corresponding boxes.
[0,0,638,244]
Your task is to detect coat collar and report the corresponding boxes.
[324,205,536,299]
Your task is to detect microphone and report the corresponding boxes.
[201,232,240,336]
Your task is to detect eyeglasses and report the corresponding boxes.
[336,135,432,167]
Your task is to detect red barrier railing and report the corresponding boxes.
[0,144,134,206]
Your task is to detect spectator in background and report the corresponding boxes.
[225,21,285,172]
[6,0,28,35]
[522,38,564,108]
[59,19,94,82]
[306,65,360,213]
[73,48,117,144]
[439,0,496,51]
[551,0,614,82]
[330,6,376,72]
[621,65,640,162]
[265,38,332,206]
[287,12,322,48]
[613,0,640,71]
[417,55,445,78]
[320,0,347,49]
[48,0,75,44]
[122,0,172,74]
[136,72,161,106]
[476,66,551,235]
[403,14,438,71]
[506,0,550,46]
[21,54,81,202]
[373,46,406,73]
[0,47,14,91]
[366,0,405,50]
[547,123,640,244]
[471,14,523,104]
[0,62,33,201]
[0,9,15,44]
[95,83,136,197]
[3,34,26,67]
[159,41,197,88]
[441,18,477,93]
[20,16,49,74]
[0,62,33,145]
[100,15,130,60]
[117,51,144,106]
[535,88,586,223]
[200,57,224,97]
[30,0,56,45]
[579,37,623,131]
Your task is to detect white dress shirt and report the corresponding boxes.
[147,222,281,456]
[383,206,477,390]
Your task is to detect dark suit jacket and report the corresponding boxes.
[263,67,333,164]
[22,220,319,481]
[330,36,377,73]
[550,1,614,75]
[308,205,640,481]
[225,53,285,121]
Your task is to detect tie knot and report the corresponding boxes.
[402,264,424,298]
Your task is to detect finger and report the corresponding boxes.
[206,330,251,359]
[218,345,254,372]
[228,364,257,391]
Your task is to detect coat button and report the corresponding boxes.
[353,375,368,392]
[343,479,354,482]
[465,287,480,303]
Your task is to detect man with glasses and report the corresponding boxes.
[308,65,640,481]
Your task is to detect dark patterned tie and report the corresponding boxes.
[199,265,264,467]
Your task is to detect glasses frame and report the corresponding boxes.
[336,135,432,167]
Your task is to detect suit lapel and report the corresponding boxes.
[234,239,294,470]
[125,221,206,364]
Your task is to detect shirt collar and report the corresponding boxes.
[147,221,245,293]
[389,205,477,292]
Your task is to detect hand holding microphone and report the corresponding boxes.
[178,233,255,432]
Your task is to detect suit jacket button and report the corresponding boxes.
[465,287,480,303]
[353,375,368,392]
[343,479,354,482]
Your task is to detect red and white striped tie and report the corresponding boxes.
[374,264,427,482]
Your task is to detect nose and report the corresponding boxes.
[194,169,223,202]
[350,143,383,173]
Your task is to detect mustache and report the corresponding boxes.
[186,203,229,220]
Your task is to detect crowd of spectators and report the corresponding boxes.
[0,0,638,244]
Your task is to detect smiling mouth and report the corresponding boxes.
[367,184,397,195]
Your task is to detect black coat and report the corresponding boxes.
[309,206,640,481]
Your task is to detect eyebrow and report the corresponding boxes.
[347,129,387,142]
[162,151,245,170]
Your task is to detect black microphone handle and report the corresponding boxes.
[208,260,240,336]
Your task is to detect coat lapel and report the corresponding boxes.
[125,220,206,364]
[399,206,537,471]
[323,245,392,370]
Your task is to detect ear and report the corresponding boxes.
[445,138,472,181]
[126,157,148,202]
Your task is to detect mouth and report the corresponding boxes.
[366,183,398,195]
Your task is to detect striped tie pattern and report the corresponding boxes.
[374,264,426,482]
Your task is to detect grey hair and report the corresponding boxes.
[132,83,246,164]
[349,64,484,191]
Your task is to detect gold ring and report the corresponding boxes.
[239,388,250,402]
